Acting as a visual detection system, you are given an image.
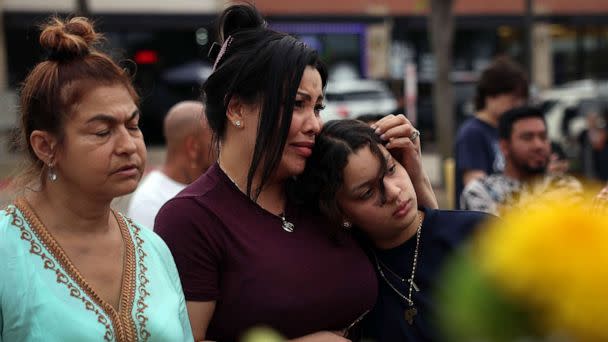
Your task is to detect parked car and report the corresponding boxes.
[539,79,608,171]
[322,79,398,122]
[136,61,211,144]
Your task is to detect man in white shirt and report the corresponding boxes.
[128,101,215,228]
[460,106,582,216]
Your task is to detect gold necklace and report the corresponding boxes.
[372,212,423,325]
[218,161,295,233]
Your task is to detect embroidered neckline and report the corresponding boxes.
[13,198,139,342]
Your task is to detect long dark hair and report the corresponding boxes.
[203,4,328,199]
[297,120,389,232]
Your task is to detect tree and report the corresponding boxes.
[76,0,90,16]
[428,0,455,161]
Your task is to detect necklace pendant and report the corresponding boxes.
[281,219,295,233]
[410,279,420,292]
[405,306,417,325]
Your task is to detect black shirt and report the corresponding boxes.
[361,208,490,342]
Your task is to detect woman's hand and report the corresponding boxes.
[371,114,438,209]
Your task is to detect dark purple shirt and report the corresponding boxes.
[155,163,377,341]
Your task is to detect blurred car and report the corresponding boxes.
[322,79,398,122]
[136,61,212,144]
[327,62,361,82]
[539,79,608,171]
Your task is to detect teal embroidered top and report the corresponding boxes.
[0,199,193,342]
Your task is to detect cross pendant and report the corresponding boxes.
[409,279,420,292]
[405,306,417,325]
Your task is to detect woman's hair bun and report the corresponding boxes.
[218,4,266,41]
[39,16,101,61]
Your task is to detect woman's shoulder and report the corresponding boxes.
[0,204,36,271]
[156,165,235,220]
[428,208,492,223]
[0,203,27,243]
[174,163,224,200]
[423,208,493,243]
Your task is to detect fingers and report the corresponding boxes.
[385,136,416,149]
[371,114,419,144]
[371,114,408,133]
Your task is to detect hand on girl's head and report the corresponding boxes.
[367,115,430,201]
[370,114,420,148]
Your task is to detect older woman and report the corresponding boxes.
[0,17,192,341]
[154,4,436,342]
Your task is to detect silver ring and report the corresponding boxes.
[409,129,420,141]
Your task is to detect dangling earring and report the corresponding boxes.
[47,162,57,182]
[343,221,352,229]
[234,120,242,128]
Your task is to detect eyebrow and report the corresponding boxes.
[296,91,324,102]
[86,109,140,124]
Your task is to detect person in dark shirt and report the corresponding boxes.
[154,4,437,341]
[299,119,490,341]
[455,57,528,203]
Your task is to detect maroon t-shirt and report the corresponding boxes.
[155,163,377,341]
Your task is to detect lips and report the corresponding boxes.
[112,164,140,177]
[290,141,315,158]
[393,199,412,218]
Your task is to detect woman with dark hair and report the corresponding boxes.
[154,4,436,341]
[298,119,489,341]
[0,17,192,341]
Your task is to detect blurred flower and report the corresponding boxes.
[439,192,608,342]
[240,326,285,342]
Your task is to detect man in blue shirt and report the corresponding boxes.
[455,57,528,204]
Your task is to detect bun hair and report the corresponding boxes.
[39,17,101,61]
[218,4,266,41]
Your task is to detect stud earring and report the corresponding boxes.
[48,162,57,182]
[234,120,242,128]
[343,221,352,229]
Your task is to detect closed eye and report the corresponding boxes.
[359,188,374,200]
[314,104,326,115]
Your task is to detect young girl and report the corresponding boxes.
[298,119,489,341]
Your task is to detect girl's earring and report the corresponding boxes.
[343,221,352,229]
[234,120,242,128]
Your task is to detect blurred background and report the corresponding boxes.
[0,0,607,207]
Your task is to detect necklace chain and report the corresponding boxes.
[218,161,295,233]
[373,212,423,306]
[377,257,420,292]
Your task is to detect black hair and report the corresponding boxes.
[297,119,389,233]
[355,114,385,125]
[498,106,546,140]
[475,56,529,111]
[203,4,328,199]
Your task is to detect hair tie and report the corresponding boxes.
[212,35,233,71]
